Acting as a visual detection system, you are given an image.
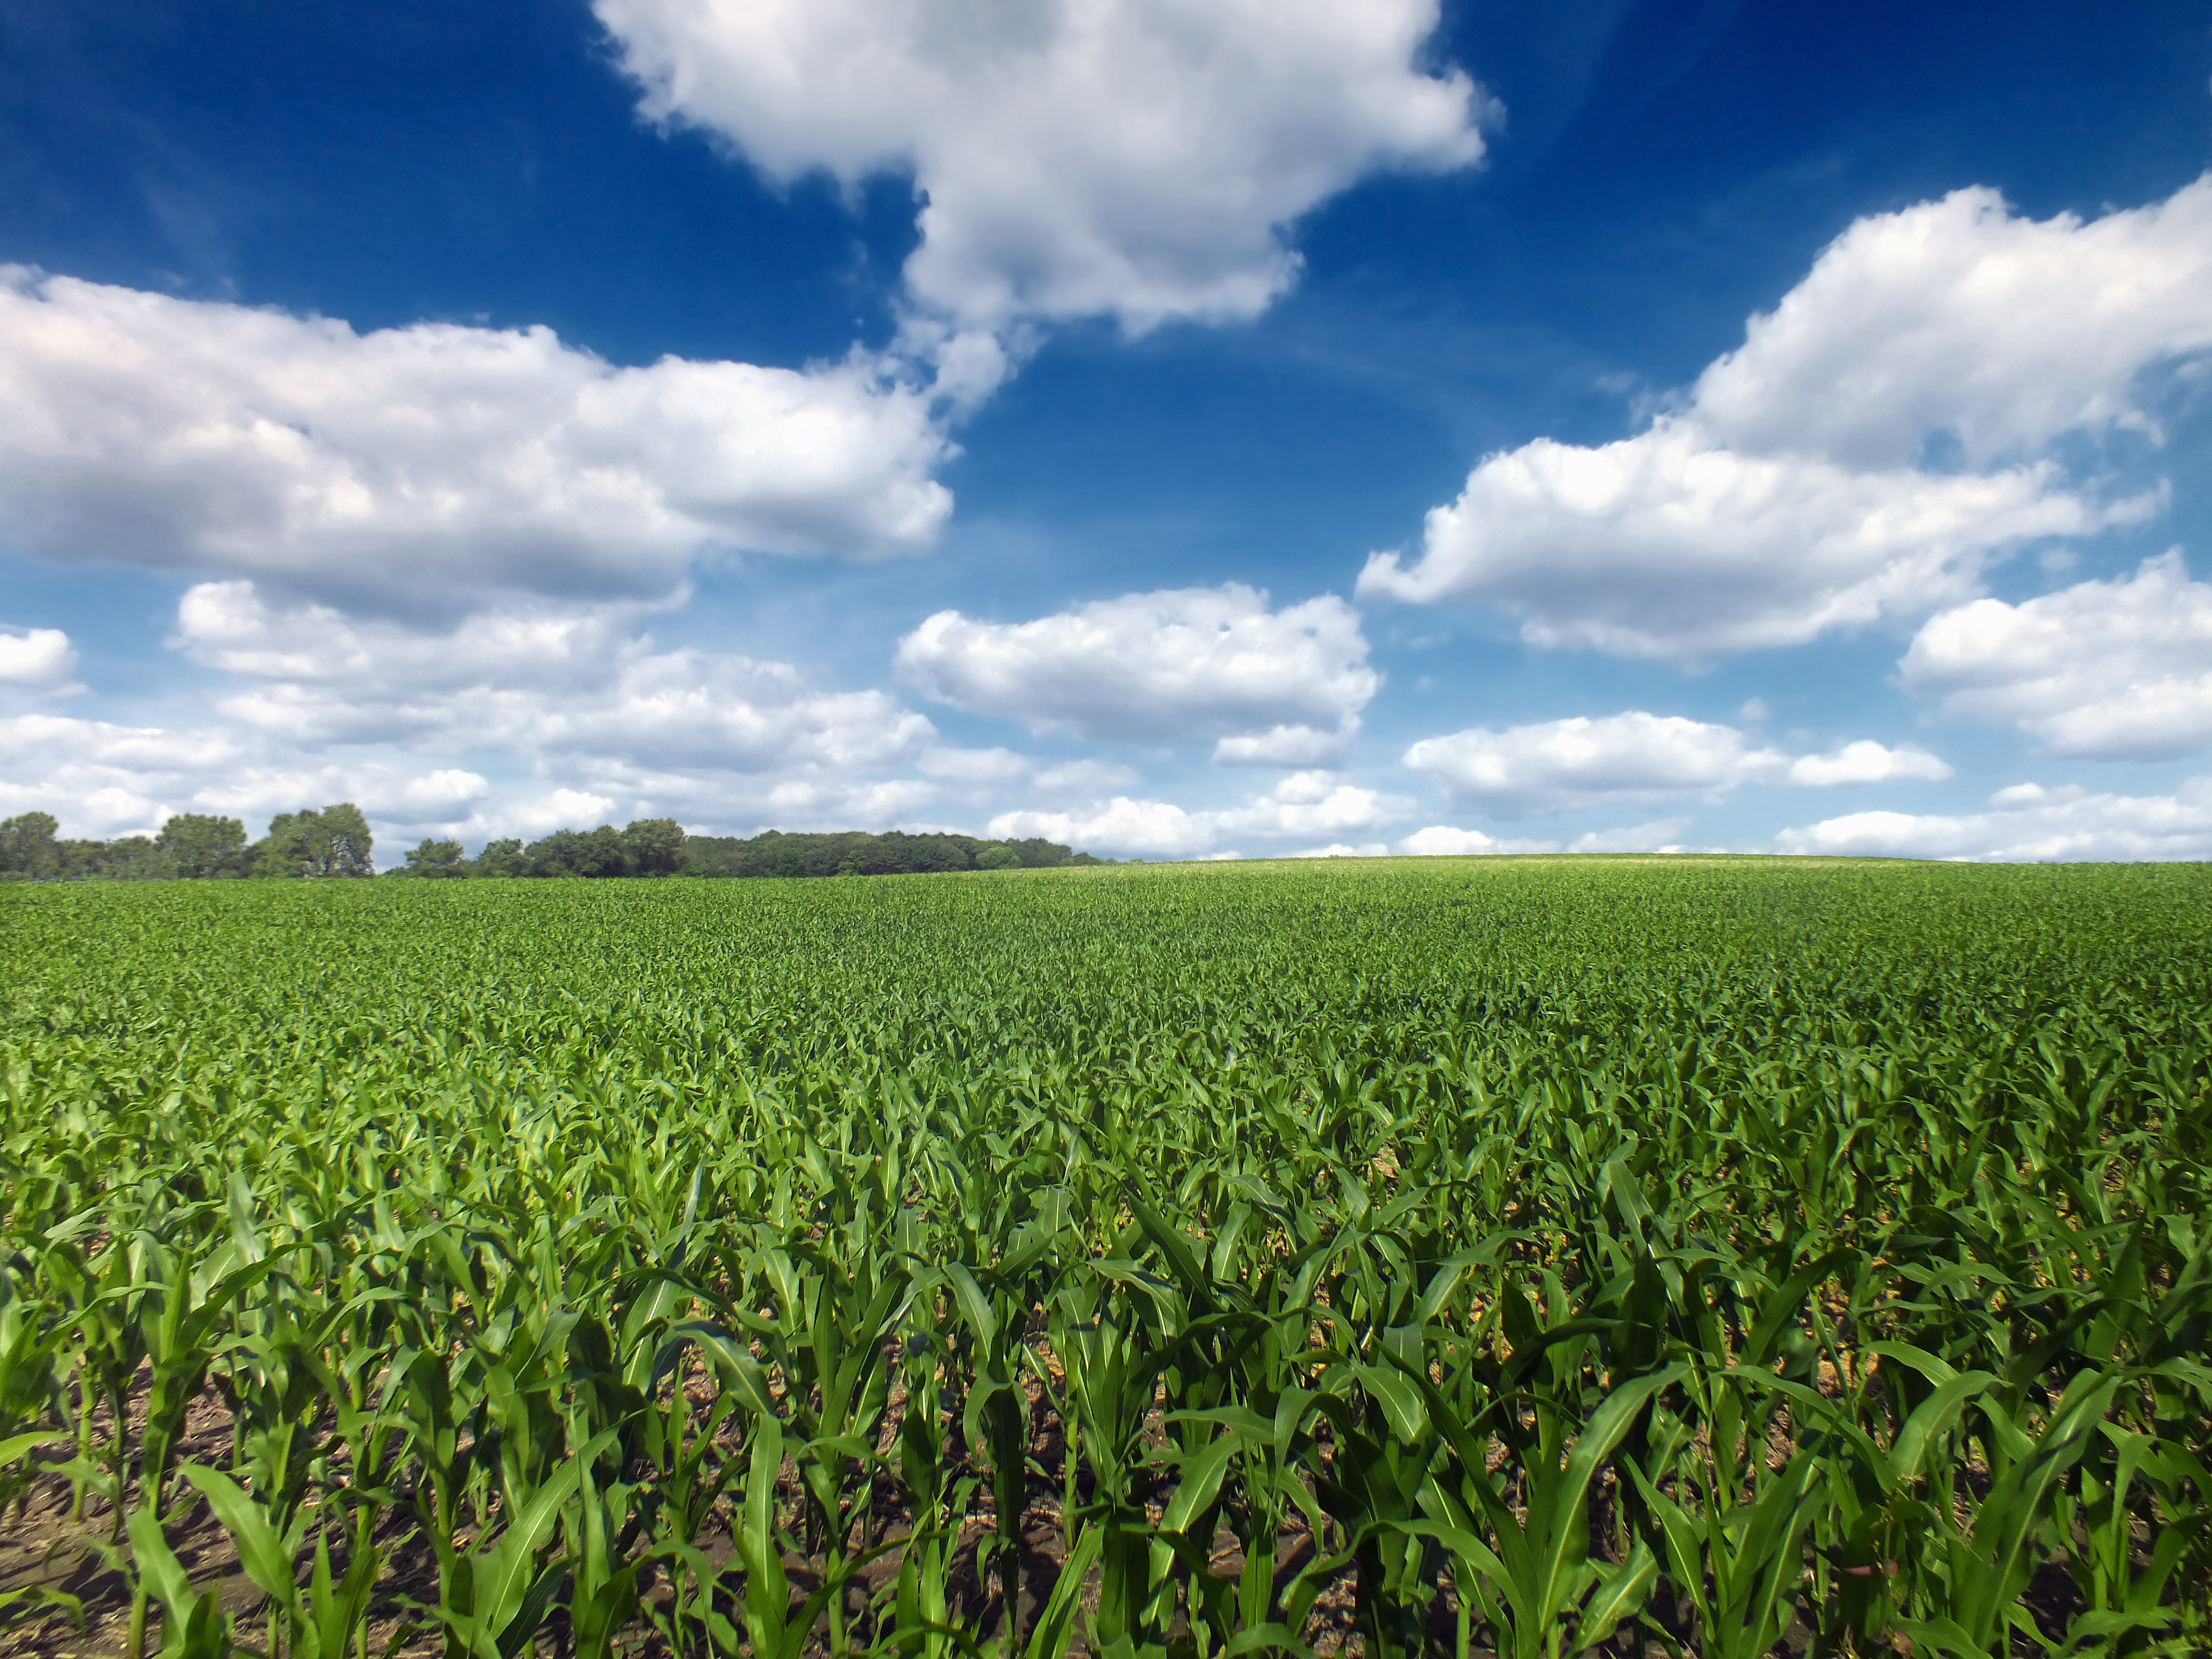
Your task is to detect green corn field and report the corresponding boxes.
[1,856,2207,1659]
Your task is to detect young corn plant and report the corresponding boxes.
[1626,1396,1826,1659]
[888,1311,979,1659]
[1896,1368,2129,1659]
[179,1463,392,1659]
[750,1230,911,1656]
[1046,1266,1187,1655]
[946,1262,1035,1649]
[1390,1272,1686,1659]
[2048,1415,2212,1658]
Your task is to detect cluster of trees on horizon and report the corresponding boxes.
[0,805,372,882]
[404,823,1108,878]
[0,806,1109,882]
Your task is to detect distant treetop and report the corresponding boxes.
[405,824,1108,880]
[0,808,1110,881]
[1,804,373,882]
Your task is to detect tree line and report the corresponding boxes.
[0,805,372,881]
[402,824,1107,878]
[0,806,1106,881]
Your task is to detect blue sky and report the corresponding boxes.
[4,0,2212,861]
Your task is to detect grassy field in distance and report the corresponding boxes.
[2,856,2208,1659]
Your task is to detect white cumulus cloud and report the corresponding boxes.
[22,574,1333,858]
[1566,818,1698,854]
[594,0,1491,335]
[1901,550,2212,759]
[1359,425,2123,660]
[1404,711,1949,817]
[0,710,489,846]
[0,692,956,852]
[1210,769,1412,839]
[24,574,1311,858]
[1775,778,2212,862]
[1403,711,1788,817]
[1360,178,2212,659]
[510,789,622,836]
[990,794,1213,858]
[176,581,938,775]
[0,268,954,615]
[1692,180,2212,468]
[988,768,1410,858]
[0,625,82,694]
[895,584,1377,746]
[1212,722,1357,768]
[1785,740,1953,786]
[0,577,996,851]
[1395,824,1559,856]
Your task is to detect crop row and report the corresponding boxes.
[2,860,2208,1658]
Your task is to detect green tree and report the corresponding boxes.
[475,838,525,878]
[404,839,468,878]
[58,837,108,878]
[975,844,1020,870]
[620,818,685,876]
[673,828,1103,877]
[0,812,61,878]
[521,826,630,877]
[523,828,583,876]
[1005,835,1086,867]
[86,837,174,880]
[255,804,376,878]
[156,813,247,878]
[254,813,307,878]
[319,803,375,876]
[574,824,628,877]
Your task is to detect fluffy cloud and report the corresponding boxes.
[1395,823,1557,856]
[989,794,1212,858]
[595,0,1490,335]
[1563,818,1698,854]
[1210,770,1412,839]
[895,584,1377,746]
[176,581,938,775]
[1359,425,2125,659]
[0,712,248,840]
[537,763,943,839]
[0,691,956,852]
[1775,778,2212,861]
[1403,711,1787,817]
[1360,179,2212,659]
[0,575,997,850]
[1692,180,2212,468]
[1784,740,1952,786]
[1901,551,2212,759]
[1212,722,1358,767]
[0,625,81,694]
[1403,711,1951,816]
[0,711,486,843]
[1337,817,1702,856]
[987,768,1410,857]
[18,578,1412,860]
[0,268,954,615]
[30,573,1390,859]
